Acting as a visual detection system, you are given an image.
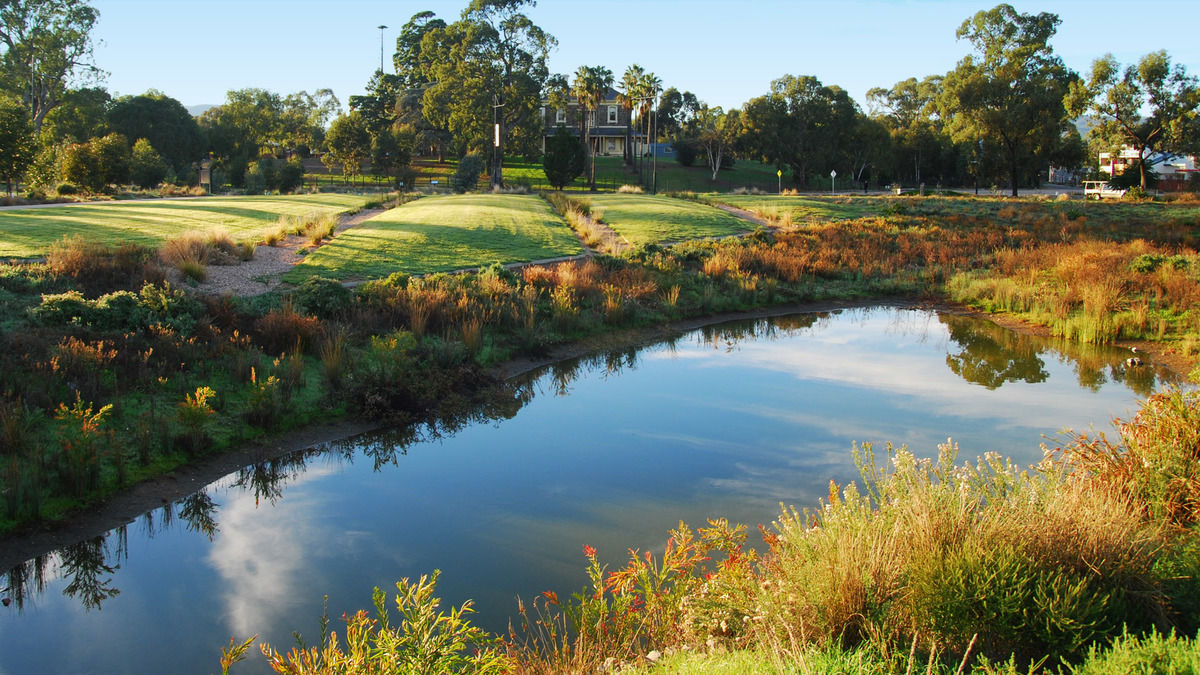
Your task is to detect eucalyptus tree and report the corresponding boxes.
[571,64,613,189]
[1066,51,1200,189]
[421,0,555,187]
[938,4,1076,196]
[866,76,947,185]
[694,105,740,181]
[0,0,102,133]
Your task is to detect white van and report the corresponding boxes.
[1083,180,1127,200]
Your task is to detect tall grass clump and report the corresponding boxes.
[949,239,1200,346]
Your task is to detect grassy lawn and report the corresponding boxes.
[587,193,751,246]
[708,194,879,222]
[284,193,584,281]
[0,194,373,258]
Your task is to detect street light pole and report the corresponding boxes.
[377,25,388,74]
[492,95,505,190]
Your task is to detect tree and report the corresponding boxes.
[617,64,645,165]
[371,127,413,188]
[452,153,485,192]
[656,87,699,140]
[695,105,740,181]
[323,111,371,177]
[107,91,203,171]
[938,4,1075,196]
[740,75,860,187]
[90,131,128,187]
[60,138,99,191]
[39,85,107,143]
[0,99,35,195]
[128,137,166,189]
[1066,51,1200,189]
[0,0,102,133]
[394,10,446,90]
[421,0,555,187]
[542,124,584,189]
[572,64,612,190]
[867,76,947,185]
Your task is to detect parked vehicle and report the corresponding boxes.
[1083,180,1127,200]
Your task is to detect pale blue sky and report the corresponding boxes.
[89,0,1200,113]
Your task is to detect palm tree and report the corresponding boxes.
[617,64,645,165]
[635,72,661,183]
[572,65,613,190]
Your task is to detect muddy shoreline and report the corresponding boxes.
[1,298,1190,572]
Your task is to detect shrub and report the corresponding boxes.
[673,138,698,167]
[452,154,486,193]
[55,182,77,196]
[542,125,585,190]
[254,302,324,355]
[91,290,148,331]
[129,138,168,189]
[277,157,304,193]
[30,290,90,325]
[139,282,204,335]
[46,236,158,292]
[291,277,353,320]
[257,571,506,674]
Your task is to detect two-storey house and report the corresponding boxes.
[541,87,645,157]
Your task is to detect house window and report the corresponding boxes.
[556,108,565,124]
[607,105,618,124]
[608,140,616,153]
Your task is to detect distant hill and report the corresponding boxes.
[187,104,216,117]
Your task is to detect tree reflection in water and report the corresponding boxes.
[940,313,1176,395]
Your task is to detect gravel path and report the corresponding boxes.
[187,209,382,296]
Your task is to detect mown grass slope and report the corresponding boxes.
[0,194,372,258]
[284,193,583,281]
[588,193,750,246]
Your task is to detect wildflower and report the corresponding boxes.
[583,544,596,558]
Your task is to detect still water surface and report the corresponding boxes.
[0,307,1179,674]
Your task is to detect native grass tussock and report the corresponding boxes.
[541,191,624,253]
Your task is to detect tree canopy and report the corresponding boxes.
[938,4,1076,196]
[420,0,555,186]
[1067,51,1200,189]
[0,0,102,132]
[106,91,203,171]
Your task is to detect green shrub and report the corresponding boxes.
[291,277,353,320]
[452,153,486,193]
[1069,629,1200,674]
[31,290,90,325]
[55,182,77,196]
[139,282,203,335]
[91,290,148,331]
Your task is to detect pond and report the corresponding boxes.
[0,306,1181,674]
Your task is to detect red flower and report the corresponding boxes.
[583,544,597,558]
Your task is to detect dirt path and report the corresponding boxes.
[187,209,383,296]
[714,203,773,229]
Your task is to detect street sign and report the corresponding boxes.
[830,169,837,178]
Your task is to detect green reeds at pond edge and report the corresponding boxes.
[219,389,1200,674]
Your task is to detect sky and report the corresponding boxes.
[88,0,1200,114]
